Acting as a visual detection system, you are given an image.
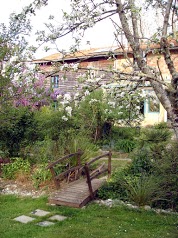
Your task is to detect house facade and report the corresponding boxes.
[34,43,178,127]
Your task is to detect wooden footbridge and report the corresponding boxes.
[46,150,112,208]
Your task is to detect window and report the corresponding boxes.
[144,90,160,113]
[51,75,59,88]
[148,98,160,112]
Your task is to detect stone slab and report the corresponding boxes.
[49,215,67,221]
[30,209,50,217]
[14,215,35,224]
[36,221,55,227]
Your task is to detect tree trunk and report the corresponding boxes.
[116,0,178,140]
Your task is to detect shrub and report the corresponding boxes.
[137,126,172,148]
[128,147,153,175]
[123,175,159,206]
[0,107,37,157]
[97,170,128,200]
[153,122,169,129]
[152,141,178,211]
[31,163,52,189]
[1,157,30,179]
[97,180,127,200]
[101,126,138,152]
[98,127,177,211]
[62,131,99,163]
[23,138,56,164]
[112,126,138,140]
[114,139,137,153]
[98,170,159,207]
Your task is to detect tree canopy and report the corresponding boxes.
[33,0,178,137]
[1,0,178,137]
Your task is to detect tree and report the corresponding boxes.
[0,0,51,122]
[35,0,178,138]
[0,1,52,157]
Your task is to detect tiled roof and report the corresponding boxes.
[34,46,121,63]
[34,40,178,63]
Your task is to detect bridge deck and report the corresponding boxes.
[48,178,106,208]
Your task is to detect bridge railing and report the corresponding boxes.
[46,149,83,189]
[84,151,112,199]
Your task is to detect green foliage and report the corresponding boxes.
[61,131,99,163]
[128,148,153,175]
[153,122,169,129]
[152,142,178,211]
[1,157,30,179]
[31,163,52,189]
[98,169,159,207]
[99,126,139,153]
[137,126,172,147]
[97,181,127,200]
[73,90,107,141]
[105,126,138,152]
[0,107,37,157]
[98,125,177,211]
[97,170,128,200]
[125,127,177,210]
[23,138,55,164]
[123,175,159,206]
[112,126,138,140]
[34,106,74,141]
[114,139,137,153]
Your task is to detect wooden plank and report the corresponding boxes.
[48,178,106,208]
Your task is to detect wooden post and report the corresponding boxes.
[108,150,112,179]
[84,164,94,199]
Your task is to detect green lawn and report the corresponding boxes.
[0,195,177,238]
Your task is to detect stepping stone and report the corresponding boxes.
[49,215,67,221]
[14,215,35,224]
[36,221,55,227]
[30,209,50,217]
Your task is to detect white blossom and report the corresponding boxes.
[60,63,69,71]
[74,92,80,99]
[108,101,116,108]
[9,56,18,63]
[63,93,71,103]
[70,63,79,71]
[84,90,90,96]
[65,106,72,117]
[89,99,99,105]
[57,94,62,99]
[95,77,101,82]
[62,115,68,121]
[86,78,96,83]
[120,92,125,97]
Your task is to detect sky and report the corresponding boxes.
[0,0,117,58]
[0,0,166,59]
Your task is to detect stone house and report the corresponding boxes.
[34,43,178,127]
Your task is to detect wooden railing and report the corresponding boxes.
[46,149,83,189]
[47,149,112,197]
[84,151,112,199]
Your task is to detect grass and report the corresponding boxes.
[0,194,177,238]
[93,152,131,173]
